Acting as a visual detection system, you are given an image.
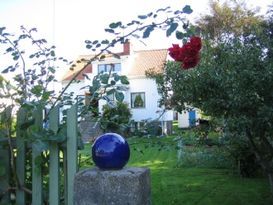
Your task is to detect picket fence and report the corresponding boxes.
[0,104,79,205]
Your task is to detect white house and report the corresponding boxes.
[61,42,174,134]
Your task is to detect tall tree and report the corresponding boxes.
[196,0,263,41]
[147,0,273,197]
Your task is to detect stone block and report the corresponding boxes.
[74,167,151,205]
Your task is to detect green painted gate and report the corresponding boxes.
[0,104,80,205]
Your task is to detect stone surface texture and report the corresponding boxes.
[74,167,151,205]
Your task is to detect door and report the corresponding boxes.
[189,110,196,127]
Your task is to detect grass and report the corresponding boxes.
[79,136,271,205]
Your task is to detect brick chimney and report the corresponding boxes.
[123,40,131,55]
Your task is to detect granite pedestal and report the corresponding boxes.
[74,167,151,205]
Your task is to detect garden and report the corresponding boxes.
[79,122,271,205]
[0,0,273,204]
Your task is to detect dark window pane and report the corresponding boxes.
[131,92,145,108]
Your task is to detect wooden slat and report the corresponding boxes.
[16,108,27,205]
[49,105,60,205]
[32,106,43,205]
[0,106,12,204]
[63,149,68,205]
[66,104,78,205]
[0,146,10,204]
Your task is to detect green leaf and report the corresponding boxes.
[138,15,147,19]
[0,27,6,35]
[110,80,116,85]
[115,91,124,102]
[93,40,99,44]
[113,74,120,81]
[120,76,129,84]
[105,28,115,33]
[6,47,13,53]
[182,5,193,14]
[31,85,43,96]
[50,50,55,57]
[42,91,52,100]
[85,40,92,44]
[109,22,122,29]
[13,55,20,61]
[86,44,92,49]
[100,55,106,60]
[48,66,56,73]
[176,31,184,40]
[2,66,11,73]
[166,22,178,37]
[143,26,154,38]
[106,89,115,96]
[100,74,109,84]
[101,40,109,44]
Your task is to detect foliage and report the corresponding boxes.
[177,146,232,169]
[148,0,273,196]
[133,94,144,107]
[100,101,132,136]
[130,119,163,137]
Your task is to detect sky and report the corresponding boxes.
[0,0,271,79]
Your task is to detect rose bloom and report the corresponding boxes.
[168,36,202,69]
[182,43,199,57]
[182,54,200,69]
[168,44,182,61]
[190,36,202,52]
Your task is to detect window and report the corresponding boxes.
[98,63,121,73]
[131,92,145,108]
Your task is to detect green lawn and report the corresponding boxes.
[79,136,271,205]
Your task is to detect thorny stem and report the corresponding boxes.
[21,26,54,101]
[1,34,28,101]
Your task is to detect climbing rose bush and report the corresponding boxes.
[168,36,202,69]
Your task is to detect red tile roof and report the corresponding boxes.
[128,49,168,77]
[61,48,168,81]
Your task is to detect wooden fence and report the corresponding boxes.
[0,104,79,205]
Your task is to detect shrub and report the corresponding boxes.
[100,102,132,136]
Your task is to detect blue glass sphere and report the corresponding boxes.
[92,133,130,170]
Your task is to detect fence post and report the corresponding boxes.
[49,105,60,205]
[66,104,78,205]
[16,108,27,205]
[32,105,43,205]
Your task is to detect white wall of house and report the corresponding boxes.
[62,81,86,99]
[61,52,173,124]
[125,77,173,122]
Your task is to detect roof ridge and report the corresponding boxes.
[134,48,168,53]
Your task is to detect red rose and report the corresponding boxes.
[168,36,202,69]
[168,44,182,61]
[182,43,199,57]
[182,55,200,69]
[190,36,202,52]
